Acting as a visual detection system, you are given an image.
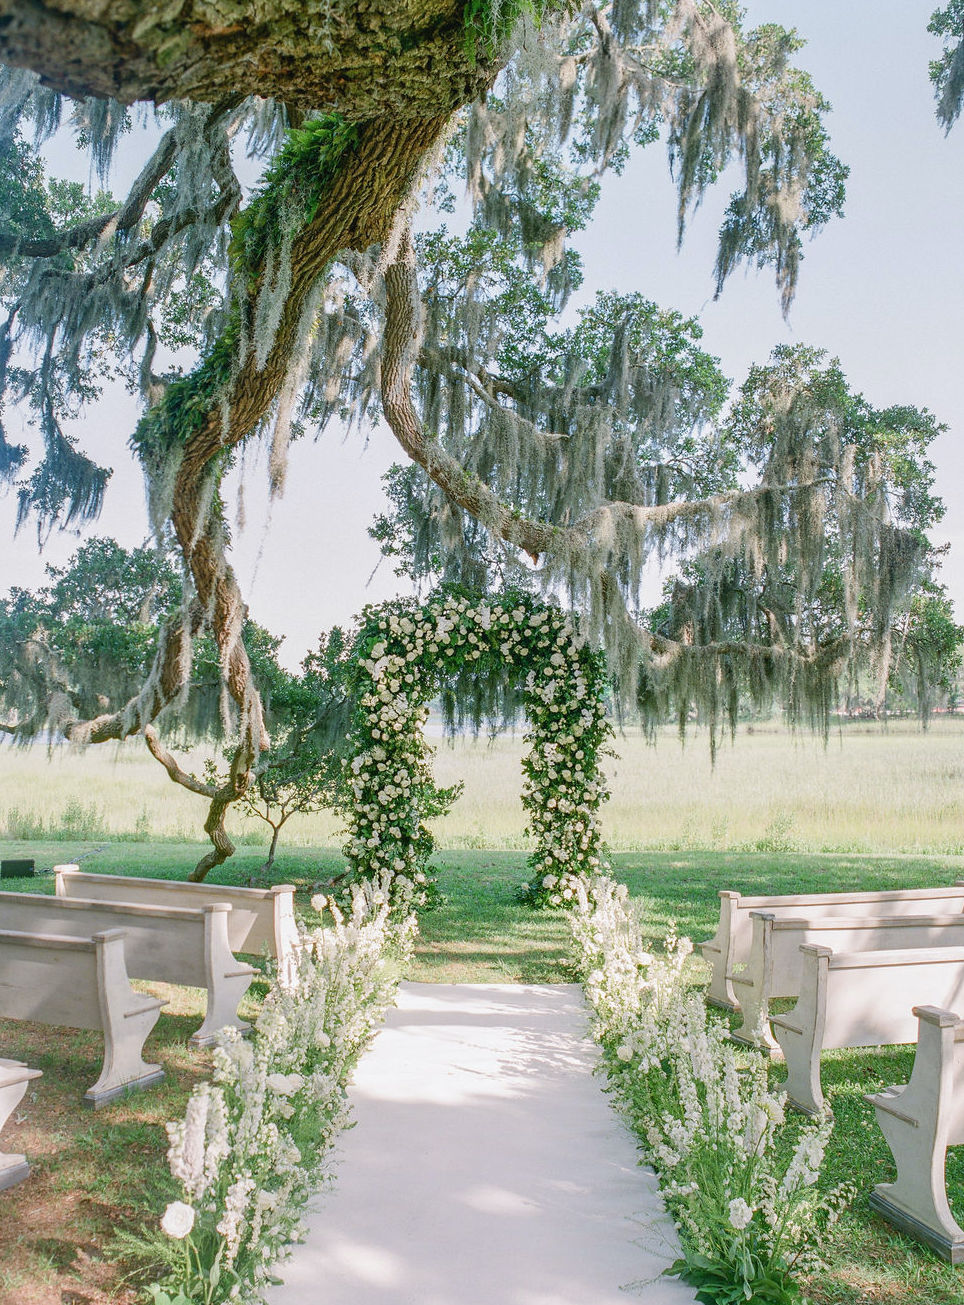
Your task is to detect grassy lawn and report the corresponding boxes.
[2,839,964,1302]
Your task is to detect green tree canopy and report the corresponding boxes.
[930,2,964,130]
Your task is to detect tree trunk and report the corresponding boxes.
[263,822,283,873]
[167,112,458,875]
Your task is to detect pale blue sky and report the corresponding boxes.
[1,1,962,669]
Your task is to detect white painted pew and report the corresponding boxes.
[0,892,254,1045]
[0,1058,41,1190]
[55,867,299,967]
[867,1005,964,1263]
[771,944,964,1115]
[0,928,165,1106]
[732,911,964,1049]
[700,884,964,1009]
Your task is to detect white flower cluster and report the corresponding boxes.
[342,593,611,908]
[154,877,415,1305]
[569,875,854,1297]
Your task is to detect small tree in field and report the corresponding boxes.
[212,630,352,871]
[230,752,338,872]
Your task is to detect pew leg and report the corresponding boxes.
[731,984,779,1051]
[871,1100,964,1262]
[774,1026,826,1115]
[703,944,740,1011]
[0,1068,32,1190]
[191,969,254,1046]
[86,999,166,1108]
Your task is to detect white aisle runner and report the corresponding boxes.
[267,982,696,1305]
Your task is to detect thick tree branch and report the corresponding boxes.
[384,233,841,570]
[0,123,181,259]
[0,0,494,116]
[142,724,215,798]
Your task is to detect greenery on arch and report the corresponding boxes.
[340,590,612,910]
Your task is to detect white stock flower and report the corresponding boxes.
[728,1197,755,1230]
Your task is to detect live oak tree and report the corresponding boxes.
[635,347,955,731]
[0,1,929,874]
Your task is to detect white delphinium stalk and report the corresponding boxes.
[153,879,416,1305]
[569,873,851,1303]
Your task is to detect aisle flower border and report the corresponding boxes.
[341,589,612,907]
[568,875,853,1305]
[145,877,415,1305]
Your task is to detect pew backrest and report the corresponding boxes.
[804,943,964,1049]
[701,882,964,1008]
[0,890,235,989]
[54,866,298,962]
[0,926,117,1029]
[757,910,964,997]
[733,911,964,1048]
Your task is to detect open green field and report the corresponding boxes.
[2,723,964,1302]
[3,717,964,855]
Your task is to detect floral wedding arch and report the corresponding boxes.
[340,591,611,908]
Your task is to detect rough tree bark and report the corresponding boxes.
[0,0,489,116]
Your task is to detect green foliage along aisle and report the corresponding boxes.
[569,876,853,1305]
[341,590,611,909]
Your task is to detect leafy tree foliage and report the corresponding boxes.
[930,2,964,130]
[0,538,317,874]
[634,347,953,733]
[208,629,353,871]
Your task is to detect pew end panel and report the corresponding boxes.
[87,928,167,1107]
[731,911,792,1050]
[867,1005,964,1263]
[193,903,256,1046]
[0,1059,42,1191]
[701,891,743,1010]
[771,944,831,1116]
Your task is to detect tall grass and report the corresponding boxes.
[1,718,963,854]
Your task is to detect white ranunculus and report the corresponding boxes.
[161,1200,196,1239]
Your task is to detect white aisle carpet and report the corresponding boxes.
[267,982,697,1305]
